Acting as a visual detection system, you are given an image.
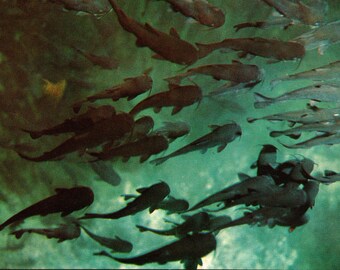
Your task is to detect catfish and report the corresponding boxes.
[73,72,152,113]
[252,144,278,176]
[89,135,169,163]
[80,181,170,220]
[131,116,155,140]
[22,105,116,139]
[90,161,121,186]
[129,84,202,116]
[150,122,242,165]
[11,223,81,243]
[0,186,94,231]
[150,121,190,142]
[108,0,199,65]
[196,37,305,60]
[17,113,134,162]
[234,17,293,32]
[78,224,132,253]
[161,0,225,28]
[94,233,216,269]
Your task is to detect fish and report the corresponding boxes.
[150,122,242,165]
[73,47,118,70]
[129,84,202,116]
[187,175,275,212]
[73,72,153,113]
[108,0,199,65]
[160,0,225,28]
[137,212,211,237]
[150,195,189,214]
[271,60,340,87]
[261,0,324,25]
[0,186,94,231]
[150,121,190,142]
[247,106,340,125]
[10,223,81,243]
[90,161,121,186]
[280,133,340,149]
[195,37,305,60]
[93,233,216,268]
[80,181,170,220]
[270,121,340,139]
[131,116,155,140]
[17,113,134,162]
[254,83,340,108]
[78,224,132,253]
[234,17,294,32]
[165,62,263,85]
[22,105,116,139]
[89,135,169,163]
[251,144,278,176]
[49,0,111,16]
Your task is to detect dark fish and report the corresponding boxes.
[80,181,170,219]
[73,47,118,70]
[129,84,202,116]
[22,105,116,139]
[17,113,134,162]
[151,121,190,142]
[0,186,94,231]
[261,0,324,25]
[188,175,275,211]
[73,72,152,113]
[89,135,169,163]
[250,144,278,176]
[196,37,305,60]
[131,116,155,140]
[78,224,132,253]
[137,212,211,237]
[165,63,262,85]
[150,195,189,214]
[108,0,199,65]
[11,223,81,243]
[150,122,242,165]
[90,161,121,186]
[161,0,225,28]
[234,17,293,32]
[94,233,216,268]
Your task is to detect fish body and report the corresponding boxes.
[131,116,155,140]
[90,161,121,186]
[79,225,132,253]
[254,83,340,108]
[129,84,202,116]
[188,175,275,211]
[17,113,134,162]
[23,105,116,139]
[281,133,340,149]
[196,37,305,60]
[94,233,216,267]
[11,223,81,243]
[50,0,111,15]
[165,63,262,85]
[164,0,225,28]
[0,186,94,231]
[73,73,152,113]
[81,181,170,219]
[250,144,277,176]
[108,0,199,65]
[137,212,211,237]
[150,123,242,165]
[234,17,293,32]
[151,121,190,142]
[90,135,169,163]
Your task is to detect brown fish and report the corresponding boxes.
[108,0,199,65]
[196,37,305,60]
[234,17,293,32]
[129,84,202,116]
[0,186,94,231]
[11,223,81,243]
[161,0,225,28]
[89,135,169,163]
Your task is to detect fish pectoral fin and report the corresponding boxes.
[140,154,150,163]
[153,106,162,113]
[136,187,147,193]
[171,106,183,115]
[200,148,208,154]
[144,23,161,36]
[149,205,157,213]
[217,144,227,152]
[122,156,130,162]
[55,188,69,194]
[61,211,72,217]
[127,94,137,101]
[121,194,137,200]
[152,53,165,60]
[136,38,147,47]
[238,173,251,181]
[169,27,180,39]
[209,125,220,131]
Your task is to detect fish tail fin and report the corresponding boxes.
[195,42,213,58]
[11,230,26,239]
[253,92,273,108]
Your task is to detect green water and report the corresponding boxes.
[0,0,339,269]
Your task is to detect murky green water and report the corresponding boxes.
[0,0,339,269]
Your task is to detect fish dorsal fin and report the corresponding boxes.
[121,194,137,201]
[136,187,148,193]
[144,23,160,36]
[209,125,220,131]
[169,27,180,39]
[55,188,69,194]
[238,173,251,181]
